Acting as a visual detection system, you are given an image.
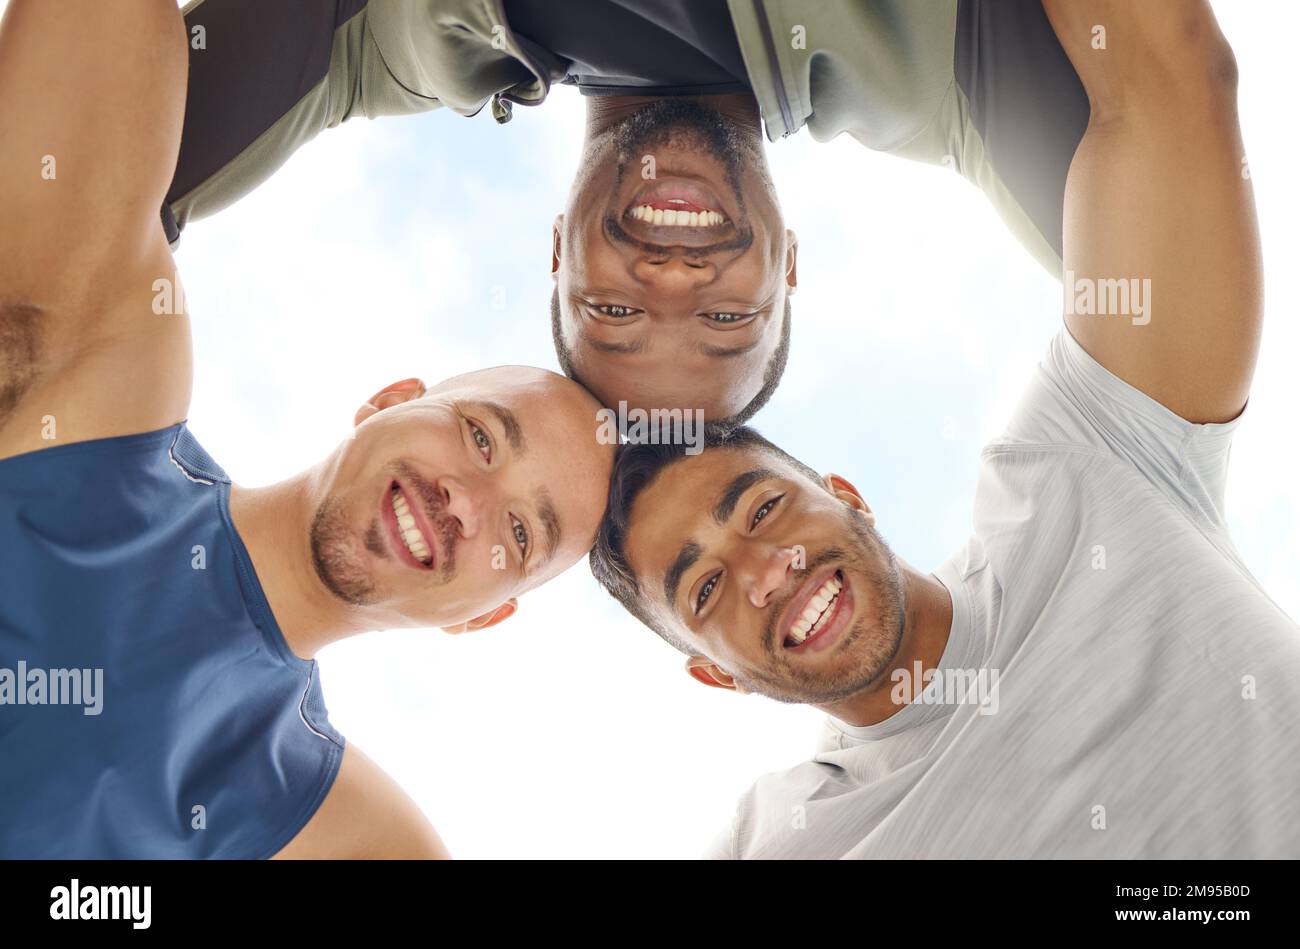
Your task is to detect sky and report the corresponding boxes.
[8,0,1296,858]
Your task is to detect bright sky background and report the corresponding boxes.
[9,0,1293,858]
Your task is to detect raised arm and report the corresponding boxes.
[0,0,190,456]
[1042,0,1260,424]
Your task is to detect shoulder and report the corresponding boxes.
[272,742,450,860]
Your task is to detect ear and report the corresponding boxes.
[354,378,426,427]
[551,214,565,277]
[684,656,749,695]
[440,598,518,634]
[822,472,874,523]
[784,229,799,294]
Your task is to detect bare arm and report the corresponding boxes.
[0,0,191,455]
[272,743,451,860]
[1041,0,1260,424]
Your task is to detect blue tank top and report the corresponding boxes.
[0,424,345,858]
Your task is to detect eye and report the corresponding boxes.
[751,494,783,529]
[594,304,641,318]
[695,572,721,614]
[468,421,492,461]
[511,515,529,555]
[704,312,749,324]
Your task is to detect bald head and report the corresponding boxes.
[310,365,615,633]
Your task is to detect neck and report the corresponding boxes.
[584,91,764,141]
[228,468,370,661]
[820,563,955,728]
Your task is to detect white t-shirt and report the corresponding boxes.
[707,328,1300,858]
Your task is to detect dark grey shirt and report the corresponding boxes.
[503,0,750,96]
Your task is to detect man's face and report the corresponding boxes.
[623,445,906,705]
[310,367,614,630]
[553,99,797,422]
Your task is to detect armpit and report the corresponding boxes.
[0,301,44,430]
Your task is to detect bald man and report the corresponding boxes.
[0,0,613,858]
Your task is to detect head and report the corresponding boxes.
[590,428,906,706]
[552,96,798,430]
[309,367,615,633]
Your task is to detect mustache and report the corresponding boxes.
[391,461,460,579]
[610,99,752,179]
[606,100,754,223]
[761,547,851,653]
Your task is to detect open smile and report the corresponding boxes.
[622,176,735,247]
[778,569,855,654]
[381,480,437,571]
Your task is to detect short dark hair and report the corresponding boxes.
[588,426,823,653]
[551,287,791,434]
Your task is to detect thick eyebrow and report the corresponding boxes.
[535,489,561,569]
[713,468,777,526]
[579,329,645,355]
[482,401,525,457]
[664,540,702,608]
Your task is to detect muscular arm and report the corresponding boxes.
[1042,0,1261,424]
[0,0,191,455]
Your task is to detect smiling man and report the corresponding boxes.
[160,0,1088,428]
[590,1,1300,858]
[549,94,795,424]
[0,0,612,858]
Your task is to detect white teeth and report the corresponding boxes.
[786,575,844,647]
[628,205,727,227]
[391,488,431,564]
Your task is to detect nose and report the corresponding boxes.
[438,475,483,539]
[632,253,717,290]
[743,546,800,609]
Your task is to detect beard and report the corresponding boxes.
[309,462,459,607]
[610,98,754,188]
[597,99,769,244]
[731,507,907,706]
[309,496,381,606]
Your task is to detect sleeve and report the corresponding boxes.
[700,809,739,860]
[949,0,1090,277]
[999,327,1245,530]
[162,0,442,246]
[884,0,1089,277]
[744,0,1087,277]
